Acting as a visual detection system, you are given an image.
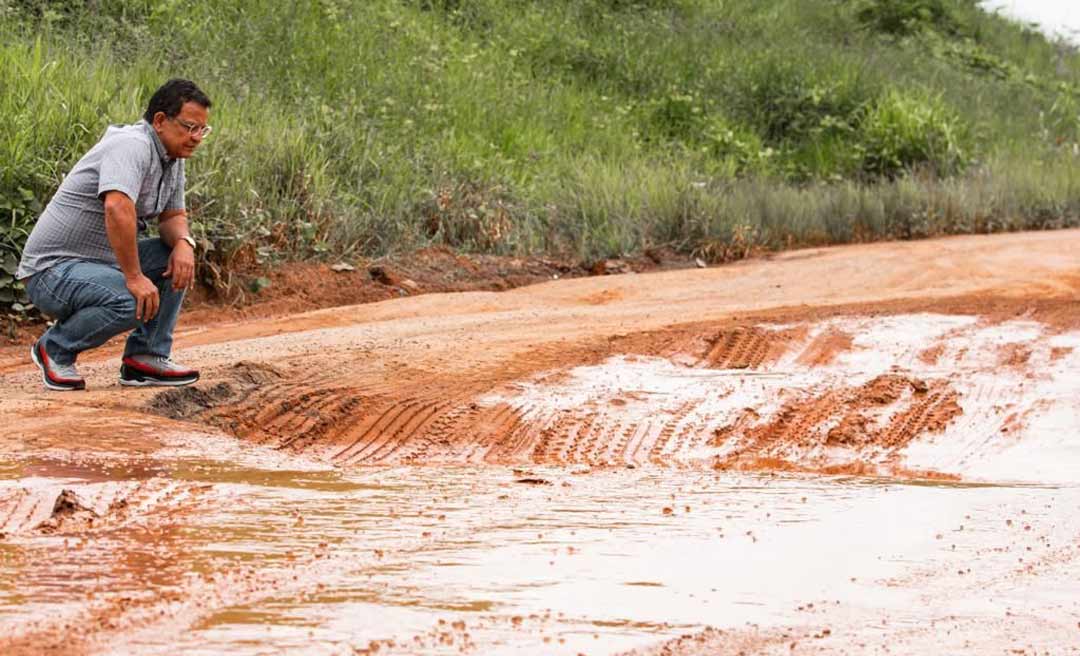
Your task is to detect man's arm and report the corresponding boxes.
[103,191,160,321]
[158,210,196,292]
[157,209,190,248]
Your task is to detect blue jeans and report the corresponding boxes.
[25,239,185,366]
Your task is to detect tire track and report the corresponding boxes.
[136,314,1063,476]
[701,327,795,369]
[361,400,447,463]
[484,404,538,463]
[333,401,420,463]
[0,479,217,537]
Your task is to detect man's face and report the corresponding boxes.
[152,101,210,160]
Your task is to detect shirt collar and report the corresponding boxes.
[140,119,175,165]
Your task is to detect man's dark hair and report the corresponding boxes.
[143,79,212,123]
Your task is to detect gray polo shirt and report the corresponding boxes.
[16,120,185,280]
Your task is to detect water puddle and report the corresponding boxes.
[2,438,1077,654]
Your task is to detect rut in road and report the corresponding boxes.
[142,315,1072,475]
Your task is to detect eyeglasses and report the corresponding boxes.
[171,117,213,138]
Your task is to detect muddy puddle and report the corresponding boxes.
[2,432,1078,655]
[3,301,1080,654]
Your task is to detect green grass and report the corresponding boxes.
[1,0,1079,308]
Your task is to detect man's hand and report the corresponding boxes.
[164,239,196,291]
[127,274,160,322]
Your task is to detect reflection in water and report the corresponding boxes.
[1,443,1077,655]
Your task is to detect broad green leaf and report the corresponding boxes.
[1,253,18,275]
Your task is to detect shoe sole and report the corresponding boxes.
[30,342,85,392]
[119,370,199,387]
[119,377,199,387]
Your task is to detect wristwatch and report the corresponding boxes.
[179,235,197,251]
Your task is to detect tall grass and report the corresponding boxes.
[1,0,1079,306]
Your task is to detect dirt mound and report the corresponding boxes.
[36,489,100,534]
[713,373,961,470]
[0,479,214,537]
[148,361,284,420]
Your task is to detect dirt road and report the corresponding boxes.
[2,230,1079,654]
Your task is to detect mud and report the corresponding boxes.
[147,361,284,420]
[1,478,215,538]
[112,314,1063,480]
[1,230,1080,654]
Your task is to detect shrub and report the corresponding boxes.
[703,116,773,176]
[855,0,959,37]
[858,90,970,178]
[648,92,707,142]
[730,60,872,145]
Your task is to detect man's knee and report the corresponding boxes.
[24,271,66,320]
[107,294,140,330]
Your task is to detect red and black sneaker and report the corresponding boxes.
[119,354,199,387]
[30,340,86,391]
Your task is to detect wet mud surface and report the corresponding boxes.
[2,230,1080,654]
[2,455,1077,655]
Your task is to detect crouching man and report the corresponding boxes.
[17,79,212,390]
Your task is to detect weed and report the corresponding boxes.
[421,181,514,251]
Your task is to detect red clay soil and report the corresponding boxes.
[1,246,693,367]
[2,230,1080,655]
[3,230,1079,470]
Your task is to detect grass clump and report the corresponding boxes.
[859,90,970,178]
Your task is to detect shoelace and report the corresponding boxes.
[151,357,187,372]
[52,361,82,378]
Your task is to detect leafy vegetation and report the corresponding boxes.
[1,0,1078,314]
[855,0,960,37]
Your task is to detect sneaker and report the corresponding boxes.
[119,354,200,387]
[30,340,86,391]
